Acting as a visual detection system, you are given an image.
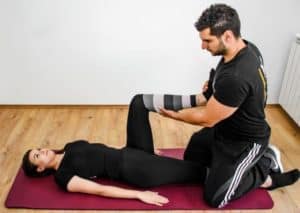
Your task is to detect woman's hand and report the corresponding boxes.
[137,191,169,206]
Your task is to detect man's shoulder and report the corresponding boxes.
[233,42,262,72]
[244,40,264,65]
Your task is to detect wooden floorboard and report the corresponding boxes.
[0,105,299,213]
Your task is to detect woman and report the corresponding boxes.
[22,94,207,206]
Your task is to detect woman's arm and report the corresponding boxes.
[67,176,169,206]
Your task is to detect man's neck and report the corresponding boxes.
[223,38,246,63]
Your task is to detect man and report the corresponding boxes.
[127,4,299,208]
[159,4,299,207]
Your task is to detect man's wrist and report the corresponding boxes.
[196,93,208,106]
[175,110,184,121]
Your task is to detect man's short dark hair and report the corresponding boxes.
[195,4,241,38]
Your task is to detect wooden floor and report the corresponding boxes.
[0,105,299,213]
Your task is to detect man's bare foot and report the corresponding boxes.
[154,149,162,155]
[261,170,300,190]
[261,175,272,188]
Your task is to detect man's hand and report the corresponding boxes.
[159,108,180,121]
[202,80,209,93]
[137,191,169,206]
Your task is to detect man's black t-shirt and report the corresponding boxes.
[204,40,270,142]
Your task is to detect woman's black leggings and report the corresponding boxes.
[122,94,206,188]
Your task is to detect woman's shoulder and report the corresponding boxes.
[54,167,74,191]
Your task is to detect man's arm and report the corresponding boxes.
[160,95,237,127]
[196,93,208,106]
[67,176,169,206]
[197,69,216,106]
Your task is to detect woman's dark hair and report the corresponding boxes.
[22,148,63,177]
[195,4,241,38]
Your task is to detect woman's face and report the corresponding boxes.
[29,148,56,172]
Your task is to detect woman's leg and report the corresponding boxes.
[126,94,197,153]
[142,94,197,113]
[184,127,214,167]
[121,147,206,188]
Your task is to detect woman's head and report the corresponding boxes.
[22,148,57,177]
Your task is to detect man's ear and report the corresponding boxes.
[222,30,234,43]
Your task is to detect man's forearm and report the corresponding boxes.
[176,107,213,127]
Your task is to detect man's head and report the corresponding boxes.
[195,4,241,56]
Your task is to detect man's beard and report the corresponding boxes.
[211,39,227,56]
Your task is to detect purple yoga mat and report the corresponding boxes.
[5,149,273,210]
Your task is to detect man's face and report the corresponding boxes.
[199,28,227,56]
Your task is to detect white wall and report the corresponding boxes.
[0,0,299,104]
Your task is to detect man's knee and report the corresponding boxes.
[203,190,224,208]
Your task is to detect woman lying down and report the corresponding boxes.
[22,139,205,206]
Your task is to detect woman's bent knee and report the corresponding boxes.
[129,94,144,107]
